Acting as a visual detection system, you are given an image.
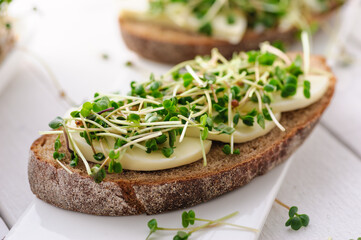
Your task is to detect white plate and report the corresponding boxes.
[6,157,293,240]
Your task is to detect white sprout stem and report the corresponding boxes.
[254,90,263,112]
[179,112,193,143]
[79,113,95,153]
[93,112,128,134]
[68,117,110,131]
[228,90,234,154]
[99,139,108,158]
[127,131,163,141]
[40,130,71,135]
[190,96,206,105]
[138,124,185,133]
[98,94,161,105]
[178,114,198,126]
[185,65,206,87]
[163,60,195,78]
[66,126,114,132]
[94,133,147,151]
[255,60,260,83]
[109,119,182,126]
[115,131,163,153]
[105,100,142,119]
[138,100,144,112]
[261,42,291,65]
[180,91,212,98]
[204,91,213,115]
[200,0,226,24]
[248,87,257,99]
[56,160,73,174]
[173,84,180,97]
[301,31,310,76]
[68,132,92,175]
[265,104,285,131]
[200,133,207,166]
[192,105,209,118]
[138,106,164,115]
[212,48,229,65]
[242,79,263,88]
[180,87,201,96]
[237,87,253,108]
[216,71,233,83]
[99,156,111,170]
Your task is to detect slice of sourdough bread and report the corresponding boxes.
[119,5,341,64]
[29,55,335,216]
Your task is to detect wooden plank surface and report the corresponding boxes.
[0,217,8,240]
[0,55,68,226]
[260,126,361,239]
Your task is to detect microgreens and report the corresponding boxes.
[43,39,316,182]
[53,136,65,160]
[303,80,311,99]
[285,206,310,230]
[49,116,64,129]
[125,61,133,67]
[90,164,106,183]
[275,199,310,231]
[146,210,258,239]
[147,0,334,38]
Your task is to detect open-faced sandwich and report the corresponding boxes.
[0,0,14,64]
[119,0,344,63]
[29,36,335,216]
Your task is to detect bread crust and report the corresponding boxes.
[119,5,341,64]
[29,56,335,216]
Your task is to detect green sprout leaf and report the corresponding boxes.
[215,124,235,135]
[146,139,158,153]
[201,127,209,140]
[113,161,123,173]
[70,153,78,167]
[284,205,310,231]
[299,214,310,227]
[155,134,167,144]
[169,130,176,148]
[49,116,64,129]
[257,113,265,129]
[109,150,120,160]
[289,206,298,217]
[198,22,212,36]
[174,231,189,240]
[80,102,93,117]
[222,144,231,155]
[148,219,158,232]
[127,113,140,124]
[93,152,105,161]
[182,211,190,228]
[290,216,302,230]
[54,136,61,151]
[90,164,106,183]
[303,80,311,99]
[162,147,174,158]
[183,73,193,87]
[281,75,298,98]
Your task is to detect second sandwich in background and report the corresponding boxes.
[119,0,344,64]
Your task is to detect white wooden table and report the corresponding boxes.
[1,0,361,239]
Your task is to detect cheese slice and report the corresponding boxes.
[243,75,329,112]
[70,133,212,171]
[186,112,281,143]
[120,8,247,44]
